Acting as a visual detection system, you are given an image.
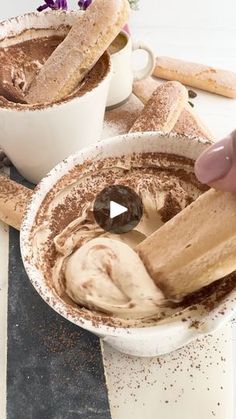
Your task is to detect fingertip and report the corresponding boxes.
[194,133,236,190]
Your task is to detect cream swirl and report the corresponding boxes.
[64,237,164,319]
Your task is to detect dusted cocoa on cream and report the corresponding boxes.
[0,35,109,107]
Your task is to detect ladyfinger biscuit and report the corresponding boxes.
[174,106,213,140]
[136,189,236,301]
[133,76,160,104]
[133,77,213,140]
[0,175,32,230]
[26,0,130,104]
[153,56,236,98]
[130,81,188,133]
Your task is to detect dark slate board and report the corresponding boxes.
[7,169,111,419]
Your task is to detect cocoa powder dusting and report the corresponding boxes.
[103,329,229,409]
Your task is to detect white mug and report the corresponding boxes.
[0,11,112,184]
[106,30,155,108]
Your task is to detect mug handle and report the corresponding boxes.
[132,40,156,81]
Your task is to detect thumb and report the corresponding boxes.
[194,130,236,192]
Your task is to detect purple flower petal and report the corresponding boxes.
[37,0,67,12]
[37,3,50,12]
[85,0,92,8]
[61,0,68,9]
[45,0,55,6]
[53,0,67,9]
[37,0,55,12]
[54,0,61,9]
[78,0,92,10]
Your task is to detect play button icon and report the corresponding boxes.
[110,201,128,219]
[93,185,143,234]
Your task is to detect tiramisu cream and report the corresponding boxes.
[0,35,109,107]
[30,150,236,327]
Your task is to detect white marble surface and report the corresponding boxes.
[0,1,236,418]
[103,325,234,419]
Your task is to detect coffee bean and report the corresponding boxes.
[0,150,5,161]
[3,157,12,167]
[188,89,197,99]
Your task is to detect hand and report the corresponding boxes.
[194,130,236,192]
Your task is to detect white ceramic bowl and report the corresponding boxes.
[0,11,112,184]
[20,132,236,357]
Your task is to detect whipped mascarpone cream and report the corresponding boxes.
[65,237,164,319]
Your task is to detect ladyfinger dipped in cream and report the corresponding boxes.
[26,0,130,104]
[136,189,236,302]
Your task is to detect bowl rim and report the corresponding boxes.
[20,131,236,339]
